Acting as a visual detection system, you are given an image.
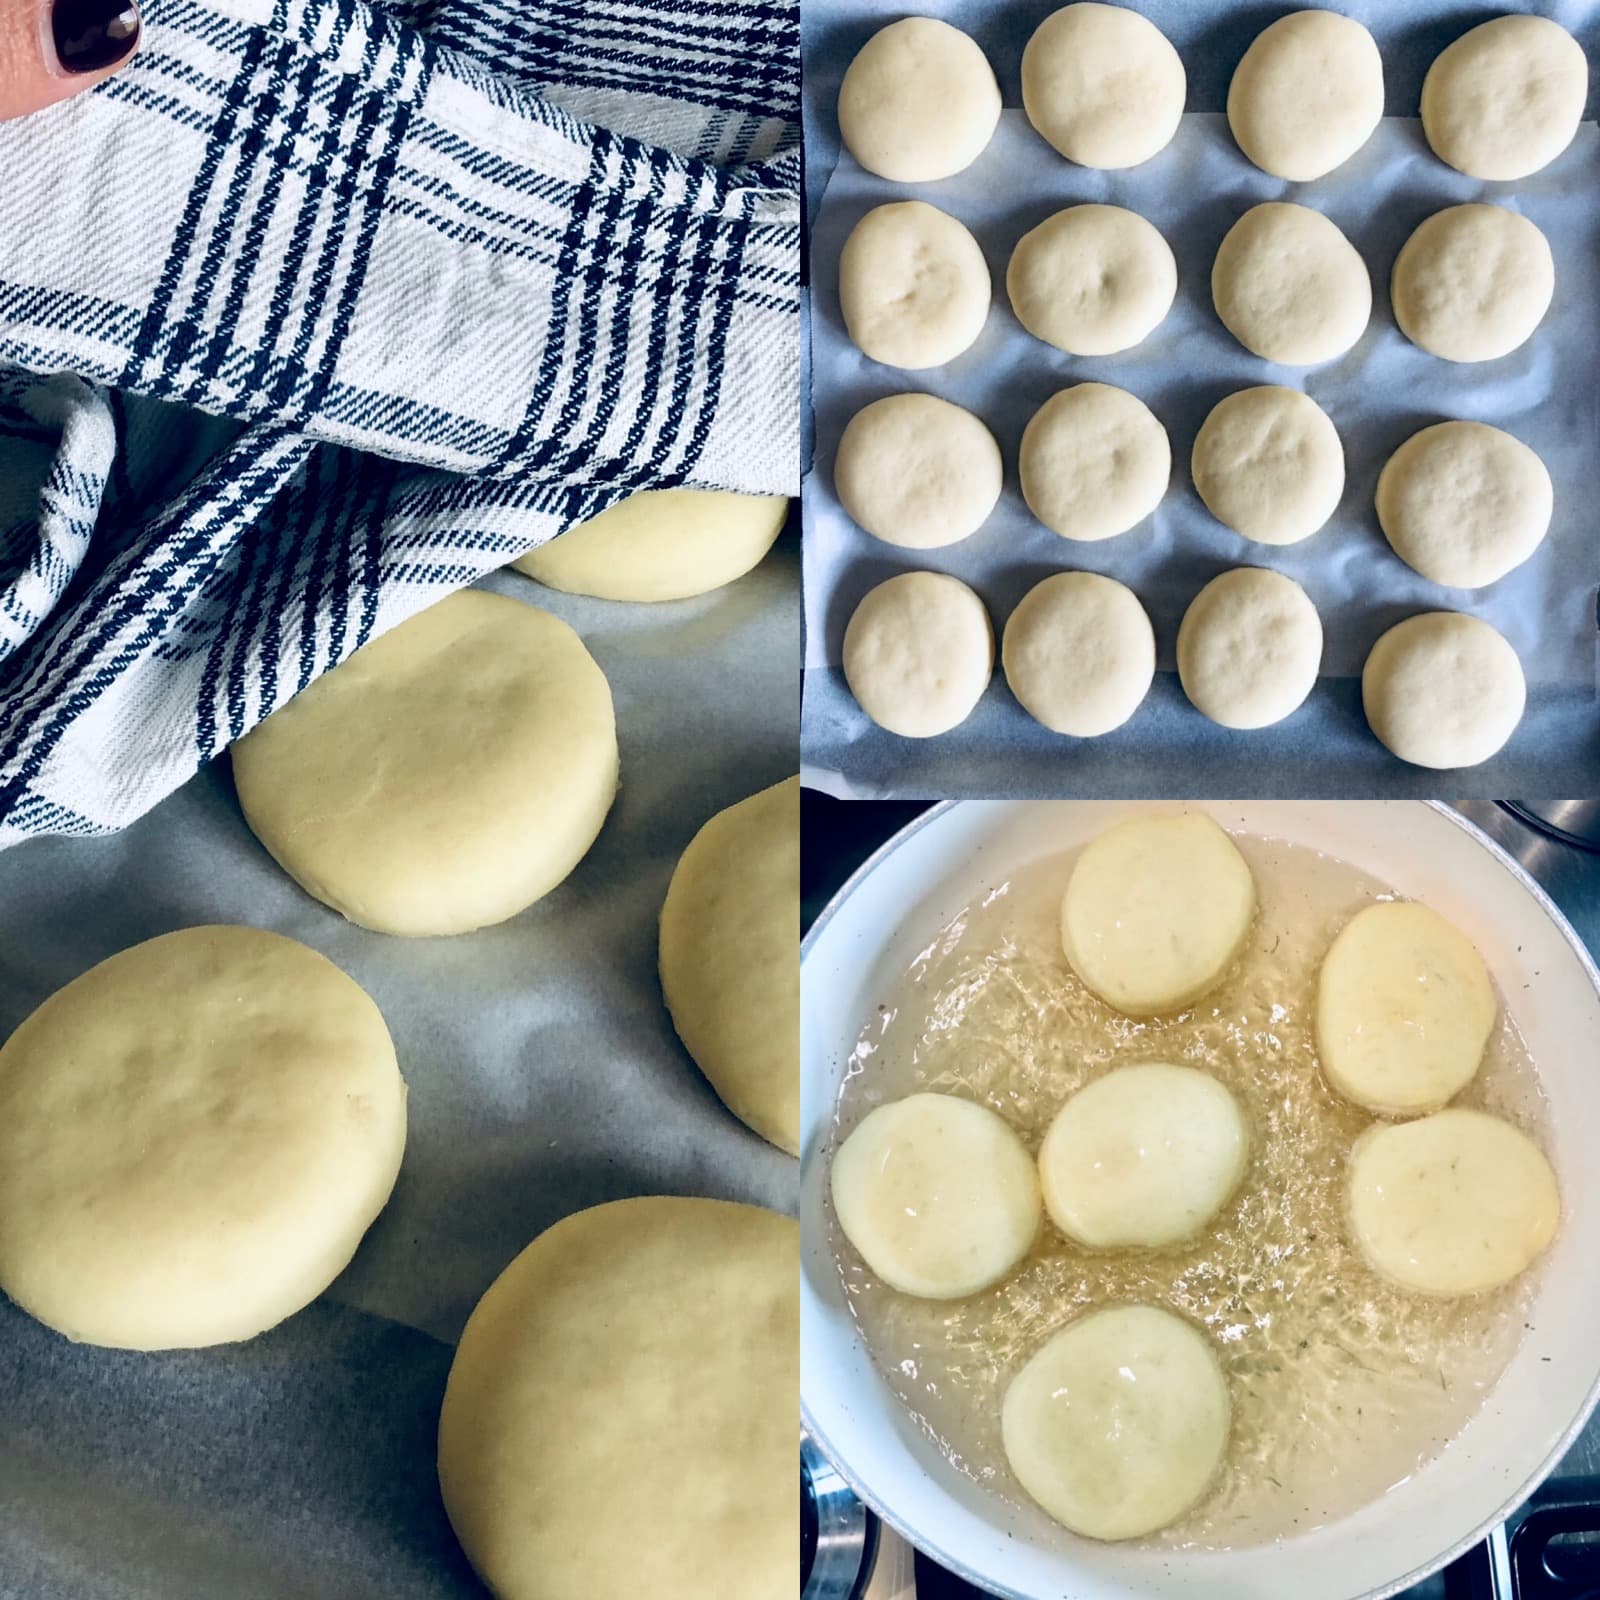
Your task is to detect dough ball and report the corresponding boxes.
[842,571,993,737]
[0,926,405,1350]
[438,1198,796,1600]
[831,1092,1041,1298]
[838,17,1001,183]
[835,393,1002,549]
[1007,205,1177,356]
[232,590,618,936]
[1391,205,1554,364]
[1191,386,1345,547]
[1002,1305,1230,1540]
[1040,1065,1249,1250]
[1002,572,1154,737]
[1177,568,1323,731]
[1347,1110,1559,1296]
[1212,203,1371,366]
[659,778,799,1155]
[1061,813,1256,1016]
[1227,11,1383,180]
[511,490,786,602]
[1019,383,1171,542]
[1021,3,1185,170]
[1422,16,1587,182]
[1362,612,1525,770]
[839,201,990,370]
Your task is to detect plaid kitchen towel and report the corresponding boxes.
[0,0,799,844]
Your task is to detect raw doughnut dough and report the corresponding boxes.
[1391,205,1554,364]
[0,926,404,1350]
[834,393,1002,549]
[1177,568,1323,730]
[438,1198,796,1600]
[659,777,799,1154]
[1377,421,1552,589]
[1021,4,1185,169]
[1347,1110,1559,1296]
[1362,612,1525,769]
[1039,1065,1248,1249]
[838,17,1001,182]
[839,201,990,370]
[842,571,993,737]
[831,1092,1041,1298]
[1061,813,1256,1016]
[1227,11,1383,180]
[511,489,786,601]
[1019,383,1170,542]
[232,589,618,936]
[1007,205,1176,356]
[1212,204,1371,366]
[1003,1305,1230,1540]
[1316,901,1496,1116]
[1002,572,1154,737]
[1190,386,1344,546]
[1422,16,1588,182]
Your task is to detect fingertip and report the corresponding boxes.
[0,0,139,122]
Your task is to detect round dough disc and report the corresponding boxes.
[839,201,990,370]
[1021,3,1185,169]
[1002,1305,1230,1540]
[1061,812,1257,1016]
[1019,383,1171,542]
[232,589,618,936]
[511,489,786,602]
[0,926,405,1350]
[838,17,1001,182]
[1002,572,1154,737]
[1362,612,1526,770]
[1040,1065,1249,1249]
[1391,205,1554,364]
[831,1092,1041,1298]
[835,393,1002,549]
[1212,203,1371,366]
[438,1198,797,1600]
[659,777,799,1154]
[1348,1110,1559,1296]
[842,571,993,737]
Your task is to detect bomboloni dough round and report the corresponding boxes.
[1021,4,1185,169]
[1347,1110,1559,1296]
[659,777,799,1155]
[1002,1305,1230,1540]
[1227,11,1383,181]
[839,201,990,370]
[842,571,993,737]
[1177,568,1323,730]
[1007,205,1177,356]
[1039,1065,1249,1250]
[1062,812,1256,1016]
[834,393,1002,549]
[1019,383,1170,542]
[232,589,618,936]
[438,1198,797,1600]
[1362,612,1526,769]
[511,489,786,602]
[831,1092,1041,1298]
[0,926,405,1350]
[1002,572,1155,737]
[1391,205,1554,364]
[1422,16,1588,182]
[838,17,1001,182]
[1212,204,1371,366]
[1191,386,1345,546]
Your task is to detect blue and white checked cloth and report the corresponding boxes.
[0,0,799,844]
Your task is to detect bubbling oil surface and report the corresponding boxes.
[830,832,1549,1548]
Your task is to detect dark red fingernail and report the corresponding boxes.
[52,0,141,73]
